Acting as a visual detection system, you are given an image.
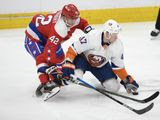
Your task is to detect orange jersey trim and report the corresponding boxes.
[113,68,128,80]
[66,47,77,61]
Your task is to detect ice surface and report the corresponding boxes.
[0,22,160,120]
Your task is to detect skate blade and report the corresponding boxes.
[43,86,60,101]
[150,34,160,40]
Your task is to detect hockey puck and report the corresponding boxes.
[132,92,138,95]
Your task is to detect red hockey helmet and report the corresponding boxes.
[62,4,80,19]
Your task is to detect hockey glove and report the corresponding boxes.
[62,61,75,80]
[120,75,139,95]
[46,66,62,75]
[45,65,64,86]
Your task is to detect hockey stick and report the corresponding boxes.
[78,82,159,103]
[70,75,154,115]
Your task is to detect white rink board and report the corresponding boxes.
[0,0,160,14]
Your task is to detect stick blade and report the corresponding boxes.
[143,91,159,103]
[133,103,154,115]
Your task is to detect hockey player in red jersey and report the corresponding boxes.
[24,4,93,97]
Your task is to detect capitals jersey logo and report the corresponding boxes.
[87,54,106,67]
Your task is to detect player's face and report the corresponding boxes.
[109,33,118,43]
[104,32,118,44]
[63,16,78,27]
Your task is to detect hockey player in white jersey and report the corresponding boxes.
[64,19,139,94]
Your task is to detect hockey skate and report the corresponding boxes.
[43,82,60,101]
[35,83,44,97]
[150,29,160,40]
[35,81,60,101]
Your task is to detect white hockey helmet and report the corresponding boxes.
[103,19,121,34]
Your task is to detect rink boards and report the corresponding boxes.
[0,6,159,29]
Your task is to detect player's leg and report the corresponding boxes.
[35,55,62,97]
[24,36,44,59]
[151,8,160,38]
[74,69,84,79]
[73,55,89,77]
[36,55,86,97]
[102,78,120,92]
[155,8,160,31]
[91,62,120,92]
[35,69,63,97]
[35,80,61,97]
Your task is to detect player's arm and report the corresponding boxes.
[110,53,128,79]
[111,47,139,94]
[62,35,92,79]
[110,41,127,80]
[78,18,94,33]
[112,57,139,94]
[25,14,42,42]
[25,14,52,43]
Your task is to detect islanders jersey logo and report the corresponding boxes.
[87,54,106,67]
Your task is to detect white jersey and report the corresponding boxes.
[72,30,125,69]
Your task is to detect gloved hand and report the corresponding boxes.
[46,66,62,75]
[120,75,139,95]
[61,61,75,80]
[45,65,63,86]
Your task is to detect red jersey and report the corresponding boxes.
[25,11,92,66]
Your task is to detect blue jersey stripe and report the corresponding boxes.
[37,66,48,73]
[56,45,64,58]
[29,22,47,45]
